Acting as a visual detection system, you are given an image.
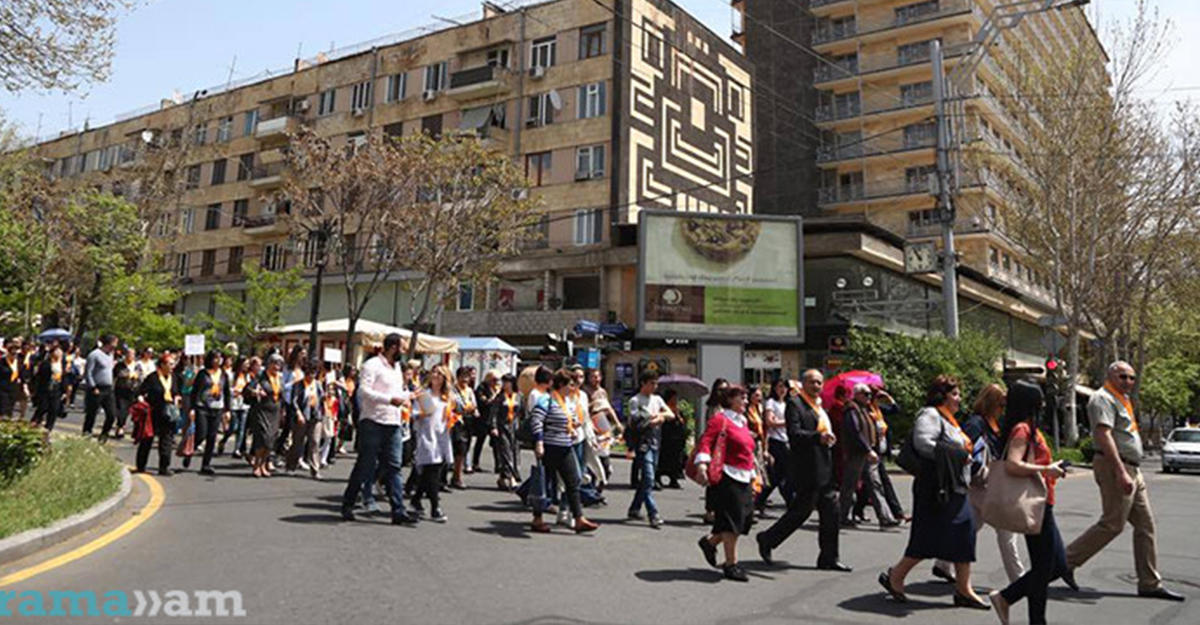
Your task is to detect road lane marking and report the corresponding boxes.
[0,471,164,586]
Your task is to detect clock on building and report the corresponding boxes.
[904,242,939,274]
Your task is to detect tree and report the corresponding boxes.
[282,129,426,363]
[390,133,539,359]
[202,263,306,353]
[0,0,134,93]
[92,268,192,350]
[58,192,146,342]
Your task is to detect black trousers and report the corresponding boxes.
[759,477,840,564]
[1000,505,1066,625]
[412,462,445,512]
[114,390,135,434]
[34,389,64,431]
[83,385,115,435]
[543,444,583,520]
[469,418,490,470]
[0,390,15,417]
[136,417,176,474]
[194,408,222,470]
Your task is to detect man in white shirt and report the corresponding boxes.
[341,333,416,525]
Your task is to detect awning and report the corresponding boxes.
[262,318,458,354]
[448,337,520,353]
[458,106,494,131]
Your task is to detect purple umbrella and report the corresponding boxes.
[655,374,709,397]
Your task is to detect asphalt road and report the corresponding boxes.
[3,415,1199,624]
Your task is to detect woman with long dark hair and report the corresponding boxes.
[32,343,67,431]
[701,377,730,523]
[491,373,523,490]
[189,350,231,476]
[694,385,759,582]
[136,352,181,476]
[248,356,280,478]
[756,378,793,514]
[988,380,1068,625]
[412,365,456,522]
[219,357,250,460]
[879,375,989,610]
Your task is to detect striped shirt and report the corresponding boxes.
[529,391,573,447]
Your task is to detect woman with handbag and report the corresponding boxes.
[879,375,990,610]
[136,352,180,476]
[988,380,1068,625]
[693,385,758,582]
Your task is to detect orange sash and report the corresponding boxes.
[937,406,973,451]
[869,404,888,438]
[798,391,830,434]
[207,369,222,398]
[7,357,18,382]
[159,372,174,403]
[267,373,282,402]
[51,359,63,383]
[505,392,517,423]
[304,379,318,409]
[551,390,575,436]
[1104,383,1139,433]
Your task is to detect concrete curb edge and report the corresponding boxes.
[0,467,133,566]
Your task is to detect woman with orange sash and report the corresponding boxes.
[248,355,281,478]
[411,365,456,522]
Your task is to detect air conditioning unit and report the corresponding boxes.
[591,169,605,180]
[529,66,546,80]
[510,188,529,200]
[351,107,366,118]
[295,100,311,112]
[422,90,438,102]
[525,117,540,128]
[575,170,591,181]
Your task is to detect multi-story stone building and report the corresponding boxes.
[30,0,755,382]
[732,0,1101,370]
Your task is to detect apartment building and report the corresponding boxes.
[733,0,1101,368]
[30,0,753,378]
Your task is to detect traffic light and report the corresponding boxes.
[1044,356,1066,397]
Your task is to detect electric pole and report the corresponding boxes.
[931,39,959,338]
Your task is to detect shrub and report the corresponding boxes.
[1077,436,1095,463]
[0,421,48,486]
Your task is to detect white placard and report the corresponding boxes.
[323,347,343,364]
[184,334,205,356]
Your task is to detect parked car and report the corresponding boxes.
[1161,426,1200,473]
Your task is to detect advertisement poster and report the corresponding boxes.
[638,211,803,341]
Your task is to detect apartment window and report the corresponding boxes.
[262,243,286,271]
[200,250,216,277]
[900,81,933,105]
[578,82,606,118]
[228,246,244,275]
[232,198,249,226]
[986,203,998,224]
[318,88,336,116]
[1002,252,1012,272]
[421,114,443,138]
[192,123,207,146]
[903,121,936,148]
[575,145,605,179]
[457,284,474,312]
[237,153,254,181]
[347,131,367,153]
[573,209,603,245]
[351,80,373,111]
[896,0,941,24]
[989,247,999,268]
[217,116,233,142]
[185,164,201,189]
[562,275,601,309]
[175,252,190,279]
[180,207,195,234]
[383,122,404,139]
[579,23,606,59]
[525,151,552,186]
[423,62,448,92]
[97,146,112,171]
[211,159,227,185]
[204,203,221,231]
[729,84,744,120]
[905,165,936,192]
[154,214,170,237]
[908,208,939,230]
[83,150,99,172]
[301,235,323,268]
[527,93,554,127]
[833,91,860,118]
[385,73,407,102]
[531,36,556,68]
[243,110,259,136]
[486,48,510,68]
[898,39,938,66]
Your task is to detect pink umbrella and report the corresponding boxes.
[820,370,884,407]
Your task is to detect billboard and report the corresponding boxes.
[637,211,803,342]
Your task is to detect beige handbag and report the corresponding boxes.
[978,438,1047,534]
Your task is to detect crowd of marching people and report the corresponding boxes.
[2,331,1188,623]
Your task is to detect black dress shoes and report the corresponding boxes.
[1138,587,1186,602]
[818,561,853,572]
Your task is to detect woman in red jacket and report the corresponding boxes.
[694,385,759,582]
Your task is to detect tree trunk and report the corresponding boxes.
[1065,325,1081,445]
[405,283,435,363]
[308,260,325,368]
[74,270,104,345]
[344,316,357,370]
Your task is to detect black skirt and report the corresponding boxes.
[249,402,280,453]
[710,475,754,536]
[904,477,976,562]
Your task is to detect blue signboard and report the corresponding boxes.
[582,347,600,370]
[574,320,601,336]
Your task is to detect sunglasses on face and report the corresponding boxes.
[1119,374,1137,381]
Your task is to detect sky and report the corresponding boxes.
[0,0,1195,140]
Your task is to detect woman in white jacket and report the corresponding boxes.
[410,365,456,523]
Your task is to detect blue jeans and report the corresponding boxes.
[629,447,659,517]
[342,420,406,519]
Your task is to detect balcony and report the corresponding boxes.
[817,131,935,164]
[248,163,285,189]
[815,99,861,122]
[814,59,859,83]
[254,115,298,142]
[814,21,858,45]
[812,0,851,8]
[241,213,288,237]
[258,147,286,166]
[824,42,971,83]
[446,65,510,101]
[439,308,602,337]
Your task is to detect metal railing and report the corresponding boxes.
[449,65,501,90]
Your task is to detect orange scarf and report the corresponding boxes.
[937,406,973,451]
[569,390,587,429]
[234,373,247,393]
[798,391,830,434]
[1104,383,1139,432]
[7,357,17,382]
[444,399,459,429]
[50,358,63,383]
[159,372,174,403]
[505,392,517,423]
[457,384,475,414]
[207,368,222,398]
[746,403,765,439]
[869,404,888,438]
[551,390,575,436]
[267,372,282,401]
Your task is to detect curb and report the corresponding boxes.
[0,468,133,566]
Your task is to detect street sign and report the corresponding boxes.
[574,320,600,336]
[599,322,628,336]
[184,334,205,356]
[1040,331,1067,354]
[323,347,343,364]
[1038,314,1069,328]
[582,348,600,370]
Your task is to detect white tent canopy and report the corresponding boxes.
[262,318,458,357]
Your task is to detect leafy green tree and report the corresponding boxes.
[92,269,192,350]
[201,263,306,353]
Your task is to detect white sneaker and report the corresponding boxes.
[298,459,311,471]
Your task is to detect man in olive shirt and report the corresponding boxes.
[1062,361,1184,601]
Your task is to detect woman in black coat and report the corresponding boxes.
[32,345,67,431]
[136,353,181,476]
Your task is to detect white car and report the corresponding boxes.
[1162,427,1200,473]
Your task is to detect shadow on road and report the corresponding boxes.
[467,520,538,539]
[634,568,722,584]
[278,513,343,525]
[837,591,959,617]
